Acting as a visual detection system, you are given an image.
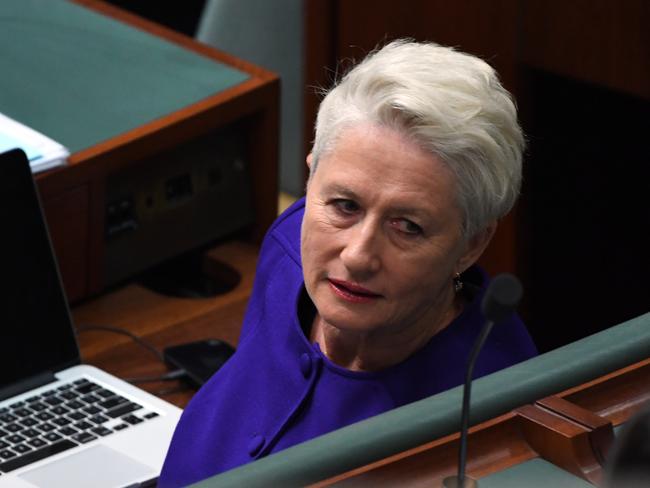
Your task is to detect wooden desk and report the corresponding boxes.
[0,0,279,304]
[312,359,650,487]
[71,241,258,409]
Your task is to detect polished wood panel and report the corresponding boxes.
[42,185,90,302]
[551,358,650,427]
[520,0,650,100]
[535,396,614,466]
[514,404,604,485]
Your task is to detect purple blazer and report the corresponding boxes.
[159,198,537,487]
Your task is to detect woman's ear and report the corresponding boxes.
[456,221,497,274]
[305,153,314,192]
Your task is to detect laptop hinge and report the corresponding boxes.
[0,372,57,402]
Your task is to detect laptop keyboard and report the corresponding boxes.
[0,378,159,474]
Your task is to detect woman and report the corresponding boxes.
[159,40,537,487]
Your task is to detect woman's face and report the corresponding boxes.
[301,124,487,338]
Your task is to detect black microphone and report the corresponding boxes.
[443,273,523,488]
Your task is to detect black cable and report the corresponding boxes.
[75,323,164,363]
[75,323,191,390]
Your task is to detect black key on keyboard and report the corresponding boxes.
[144,412,159,420]
[0,414,17,423]
[6,434,25,444]
[0,449,16,460]
[0,441,8,450]
[35,412,53,422]
[107,403,142,419]
[91,426,112,437]
[44,397,64,407]
[9,402,25,409]
[66,400,85,410]
[41,390,57,397]
[73,421,93,432]
[81,394,101,404]
[19,418,38,428]
[57,384,73,391]
[12,408,32,418]
[113,424,128,431]
[29,402,48,412]
[75,382,100,394]
[12,444,31,454]
[59,391,78,401]
[68,412,86,421]
[52,418,71,427]
[4,424,23,433]
[43,433,62,443]
[0,440,77,473]
[37,423,57,433]
[83,405,102,415]
[122,415,143,425]
[27,438,47,449]
[72,432,96,444]
[95,389,116,399]
[58,427,78,437]
[98,396,127,410]
[21,429,40,439]
[89,415,109,425]
[50,406,70,416]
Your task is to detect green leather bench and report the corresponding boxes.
[192,311,650,487]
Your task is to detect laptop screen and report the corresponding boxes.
[0,149,80,388]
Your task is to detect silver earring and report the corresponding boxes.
[453,272,463,293]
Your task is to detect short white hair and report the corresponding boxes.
[311,40,525,239]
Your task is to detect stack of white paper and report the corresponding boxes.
[0,112,69,173]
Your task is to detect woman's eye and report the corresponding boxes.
[332,199,359,215]
[391,218,423,236]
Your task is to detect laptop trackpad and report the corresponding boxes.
[19,445,155,488]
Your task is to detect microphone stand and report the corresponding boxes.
[457,320,494,487]
[442,273,522,488]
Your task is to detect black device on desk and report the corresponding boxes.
[164,339,235,388]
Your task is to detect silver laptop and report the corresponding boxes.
[0,149,181,488]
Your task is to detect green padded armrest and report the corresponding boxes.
[193,311,650,487]
[0,0,248,153]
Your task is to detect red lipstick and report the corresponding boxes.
[328,279,382,304]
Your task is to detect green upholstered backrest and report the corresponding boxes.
[0,0,248,154]
[197,0,305,195]
[193,311,650,487]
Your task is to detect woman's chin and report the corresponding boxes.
[318,309,388,335]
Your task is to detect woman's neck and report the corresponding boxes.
[309,292,463,372]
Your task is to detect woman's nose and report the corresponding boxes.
[340,222,381,277]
